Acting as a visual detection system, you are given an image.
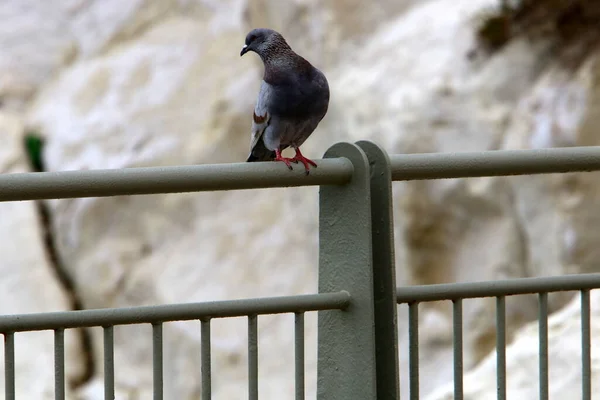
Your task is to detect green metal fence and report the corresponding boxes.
[1,141,600,400]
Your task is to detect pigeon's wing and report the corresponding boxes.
[280,67,330,148]
[247,82,276,162]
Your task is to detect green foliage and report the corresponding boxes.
[24,132,45,172]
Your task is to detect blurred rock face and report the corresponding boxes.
[0,0,596,398]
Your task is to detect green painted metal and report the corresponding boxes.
[3,141,600,399]
[4,333,14,400]
[153,323,163,400]
[200,319,212,399]
[496,296,506,400]
[248,315,259,400]
[103,326,115,400]
[54,329,65,400]
[2,146,600,203]
[452,300,463,400]
[538,293,548,400]
[0,158,353,201]
[581,290,591,400]
[408,303,419,400]
[318,142,377,399]
[356,140,400,400]
[0,292,350,333]
[397,273,600,302]
[294,313,305,400]
[390,146,600,181]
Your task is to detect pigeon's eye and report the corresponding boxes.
[248,35,256,43]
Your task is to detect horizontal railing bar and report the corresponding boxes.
[0,291,351,332]
[0,159,353,202]
[390,147,600,181]
[397,273,600,303]
[4,147,600,201]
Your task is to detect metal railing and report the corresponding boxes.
[1,141,600,399]
[397,273,600,400]
[0,292,351,400]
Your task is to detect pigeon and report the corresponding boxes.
[240,28,330,175]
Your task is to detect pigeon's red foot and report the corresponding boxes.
[275,149,294,170]
[291,148,317,175]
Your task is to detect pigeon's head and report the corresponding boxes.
[240,28,291,59]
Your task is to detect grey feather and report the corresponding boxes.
[246,82,275,162]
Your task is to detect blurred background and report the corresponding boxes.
[1,0,599,398]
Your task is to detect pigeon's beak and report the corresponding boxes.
[240,44,249,56]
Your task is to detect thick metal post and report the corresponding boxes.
[318,142,377,399]
[356,140,400,399]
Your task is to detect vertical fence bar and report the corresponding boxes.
[201,319,211,399]
[356,140,400,400]
[318,142,377,399]
[581,290,591,400]
[5,333,14,400]
[248,315,258,400]
[54,329,65,400]
[104,326,115,400]
[538,293,548,400]
[453,299,463,400]
[153,323,163,400]
[408,302,419,400]
[295,312,305,400]
[496,296,506,400]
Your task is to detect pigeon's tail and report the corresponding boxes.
[246,140,276,162]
